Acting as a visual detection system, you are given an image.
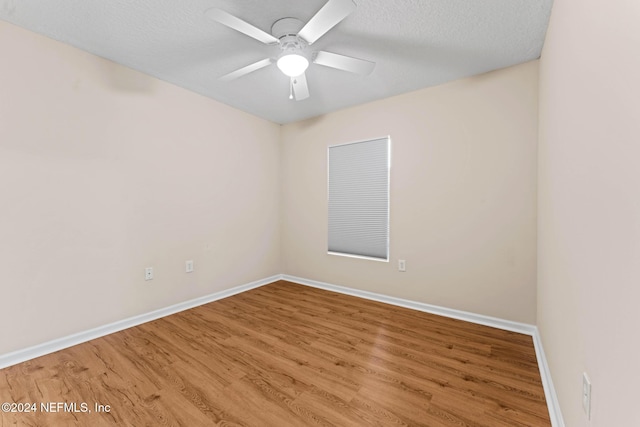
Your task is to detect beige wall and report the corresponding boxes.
[281,61,539,324]
[0,22,281,355]
[538,0,640,425]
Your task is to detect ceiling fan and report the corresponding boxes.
[205,0,375,101]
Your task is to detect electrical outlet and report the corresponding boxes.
[145,267,153,281]
[186,260,194,273]
[398,259,406,272]
[582,372,591,419]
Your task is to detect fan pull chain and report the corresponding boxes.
[289,78,294,99]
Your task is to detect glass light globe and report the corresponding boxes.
[277,54,309,77]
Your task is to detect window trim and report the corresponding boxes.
[327,136,391,262]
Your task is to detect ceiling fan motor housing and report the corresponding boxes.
[272,17,308,56]
[271,17,305,39]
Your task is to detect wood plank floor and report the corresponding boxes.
[0,280,550,426]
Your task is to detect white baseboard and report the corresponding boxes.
[0,275,281,370]
[532,327,565,427]
[282,274,536,335]
[282,274,564,427]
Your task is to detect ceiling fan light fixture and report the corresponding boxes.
[277,53,309,77]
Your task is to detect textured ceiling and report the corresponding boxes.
[0,0,552,124]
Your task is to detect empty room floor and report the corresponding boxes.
[0,281,550,426]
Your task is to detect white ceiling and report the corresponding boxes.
[0,0,552,124]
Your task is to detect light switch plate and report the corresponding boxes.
[582,372,591,419]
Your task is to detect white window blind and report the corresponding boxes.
[328,137,390,261]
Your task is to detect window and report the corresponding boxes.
[328,136,390,261]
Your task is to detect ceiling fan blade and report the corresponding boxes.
[205,8,279,45]
[220,58,274,82]
[292,74,310,101]
[298,0,356,45]
[313,51,375,75]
